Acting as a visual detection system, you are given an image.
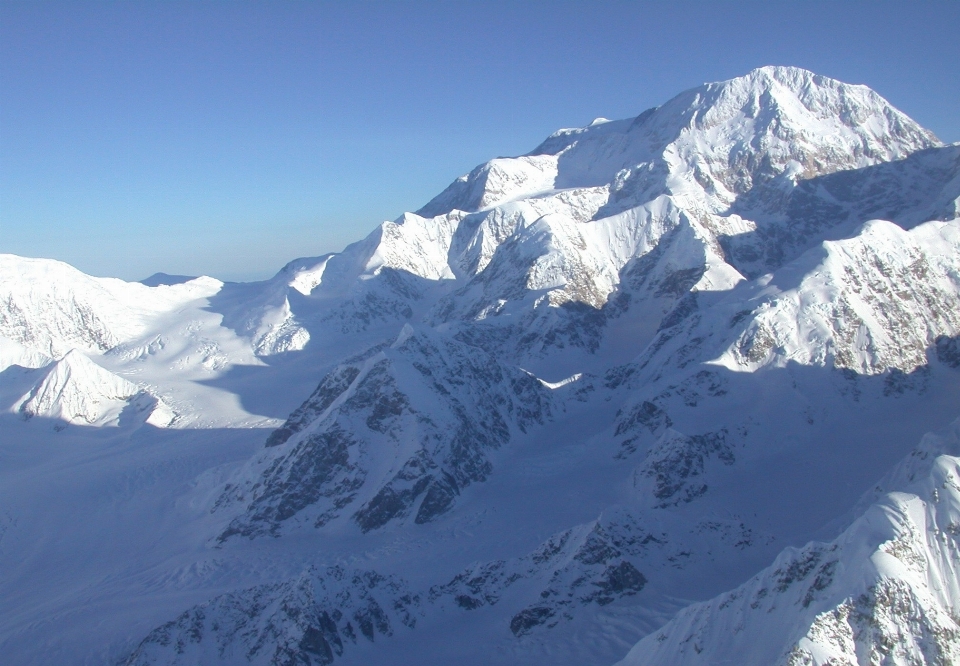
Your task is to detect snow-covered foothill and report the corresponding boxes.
[0,335,52,373]
[13,349,139,425]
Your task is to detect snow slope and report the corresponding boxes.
[215,325,553,539]
[617,420,960,666]
[419,66,938,219]
[0,254,223,358]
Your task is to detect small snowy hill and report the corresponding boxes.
[3,67,960,666]
[0,335,51,372]
[0,254,310,427]
[10,349,172,427]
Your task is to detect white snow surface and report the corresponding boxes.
[0,336,51,372]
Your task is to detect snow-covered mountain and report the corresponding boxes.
[15,349,141,426]
[617,420,960,666]
[2,66,960,666]
[215,325,554,539]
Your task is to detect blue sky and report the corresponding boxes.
[2,1,958,282]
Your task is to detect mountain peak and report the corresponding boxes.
[734,64,820,85]
[417,67,939,219]
[16,349,139,425]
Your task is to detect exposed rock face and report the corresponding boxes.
[633,429,734,508]
[624,217,960,380]
[216,326,554,539]
[430,514,653,638]
[123,566,421,666]
[723,144,960,279]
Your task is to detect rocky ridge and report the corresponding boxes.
[617,420,960,666]
[215,325,554,538]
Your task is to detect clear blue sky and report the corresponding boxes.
[2,1,958,282]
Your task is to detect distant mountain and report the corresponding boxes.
[1,67,959,666]
[140,273,198,288]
